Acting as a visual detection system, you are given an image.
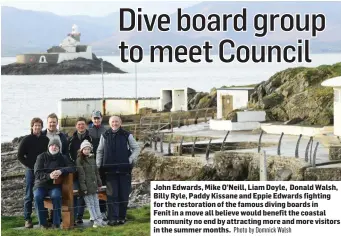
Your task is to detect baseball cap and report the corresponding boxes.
[92,110,102,118]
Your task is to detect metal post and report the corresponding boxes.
[312,142,319,167]
[191,137,197,157]
[179,136,184,156]
[135,63,137,101]
[295,134,302,158]
[160,133,164,153]
[305,136,313,162]
[168,134,173,155]
[277,132,284,156]
[221,131,230,151]
[205,138,212,161]
[258,130,264,153]
[101,59,104,99]
[259,151,267,181]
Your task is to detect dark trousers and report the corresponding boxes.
[24,168,35,221]
[106,173,131,221]
[99,168,107,213]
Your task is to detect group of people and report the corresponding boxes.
[17,111,141,229]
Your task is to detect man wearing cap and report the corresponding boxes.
[88,110,108,220]
[97,115,141,226]
[33,138,75,229]
[17,117,50,228]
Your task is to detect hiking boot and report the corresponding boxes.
[108,220,119,226]
[25,220,33,228]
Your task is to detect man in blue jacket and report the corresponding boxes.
[96,115,140,226]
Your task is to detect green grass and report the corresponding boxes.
[1,205,150,236]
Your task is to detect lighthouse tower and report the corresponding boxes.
[70,24,81,42]
[60,24,81,52]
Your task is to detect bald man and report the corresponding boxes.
[96,116,140,226]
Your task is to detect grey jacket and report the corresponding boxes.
[88,125,107,155]
[96,130,140,169]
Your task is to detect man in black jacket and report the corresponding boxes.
[33,138,75,229]
[17,117,50,228]
[68,117,93,224]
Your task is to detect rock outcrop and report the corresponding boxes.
[248,63,341,125]
[1,54,126,75]
[188,88,217,110]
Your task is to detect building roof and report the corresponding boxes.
[217,87,255,91]
[321,77,341,87]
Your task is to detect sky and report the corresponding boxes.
[0,1,200,16]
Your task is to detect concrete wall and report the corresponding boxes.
[237,111,266,122]
[58,98,159,120]
[16,53,59,64]
[57,46,92,63]
[105,99,159,116]
[334,88,341,136]
[160,90,172,111]
[209,119,260,131]
[260,123,327,136]
[172,89,186,111]
[217,89,252,119]
[58,99,102,120]
[160,88,195,112]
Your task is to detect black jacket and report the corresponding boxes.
[17,133,50,170]
[68,130,93,163]
[33,151,76,190]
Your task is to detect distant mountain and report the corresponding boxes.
[1,2,341,57]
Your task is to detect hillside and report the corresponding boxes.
[248,62,341,125]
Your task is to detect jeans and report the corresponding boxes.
[34,187,62,226]
[106,173,131,221]
[24,168,35,221]
[73,180,85,220]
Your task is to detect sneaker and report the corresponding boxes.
[101,212,108,221]
[25,220,33,228]
[99,219,107,226]
[76,218,83,224]
[93,220,103,228]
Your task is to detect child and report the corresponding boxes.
[76,140,106,227]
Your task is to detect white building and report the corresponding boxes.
[216,87,255,119]
[322,76,341,136]
[159,87,196,112]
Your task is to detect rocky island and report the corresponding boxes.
[1,53,126,75]
[1,24,126,75]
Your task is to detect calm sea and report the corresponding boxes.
[1,54,341,142]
